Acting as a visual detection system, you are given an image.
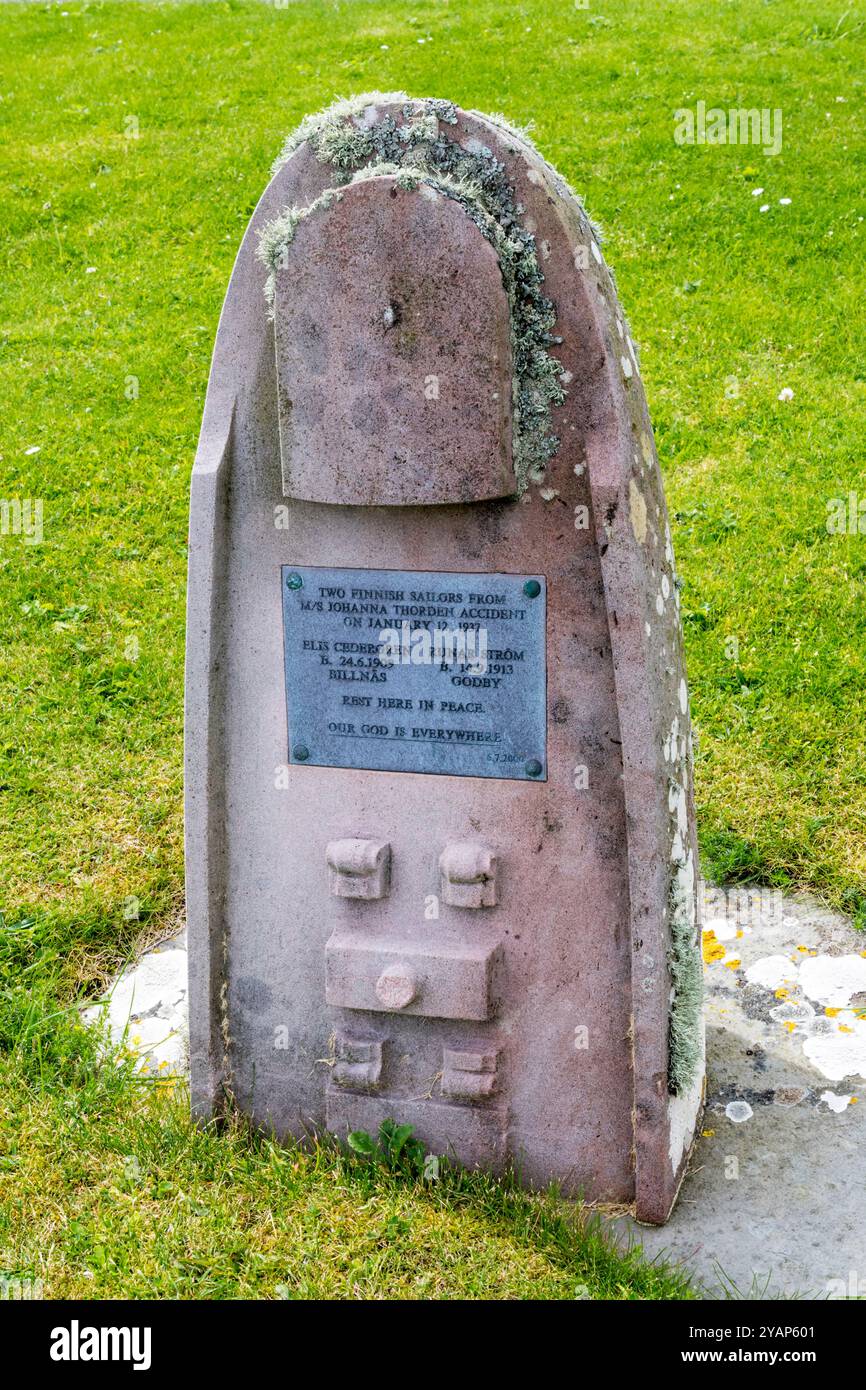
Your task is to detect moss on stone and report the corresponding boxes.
[667,875,704,1094]
[477,110,537,146]
[314,120,376,171]
[256,185,344,312]
[271,91,410,172]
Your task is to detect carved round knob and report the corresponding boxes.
[375,963,417,1010]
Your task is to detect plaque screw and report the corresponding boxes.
[525,759,543,777]
[293,744,310,762]
[523,579,541,598]
[286,572,303,590]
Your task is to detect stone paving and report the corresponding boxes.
[613,885,866,1299]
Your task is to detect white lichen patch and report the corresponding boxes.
[663,714,680,763]
[798,953,866,1007]
[629,478,647,542]
[770,999,815,1025]
[804,1022,866,1082]
[725,1100,753,1123]
[745,954,800,990]
[668,1060,704,1172]
[702,914,738,942]
[820,1089,855,1112]
[668,779,689,836]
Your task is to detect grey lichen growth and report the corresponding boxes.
[264,93,576,492]
[475,108,604,246]
[667,876,704,1094]
[256,185,344,311]
[271,91,410,172]
[476,109,537,149]
[349,160,404,185]
[315,119,376,171]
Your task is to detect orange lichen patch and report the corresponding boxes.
[775,988,790,1000]
[825,1007,840,1017]
[796,946,817,956]
[851,1097,860,1104]
[724,958,741,970]
[702,930,726,964]
[736,929,744,938]
[784,1022,797,1033]
[839,1024,854,1034]
[701,1129,715,1138]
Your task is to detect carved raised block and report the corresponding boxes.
[441,1049,498,1102]
[333,1035,383,1092]
[326,838,391,900]
[439,842,498,908]
[325,933,503,1021]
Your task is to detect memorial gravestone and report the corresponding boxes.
[186,94,704,1223]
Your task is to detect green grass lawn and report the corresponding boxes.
[0,1041,692,1299]
[0,0,863,1298]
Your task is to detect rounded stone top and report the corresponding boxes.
[273,173,515,506]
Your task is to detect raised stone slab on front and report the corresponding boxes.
[185,94,704,1223]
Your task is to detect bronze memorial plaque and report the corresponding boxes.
[281,565,547,781]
